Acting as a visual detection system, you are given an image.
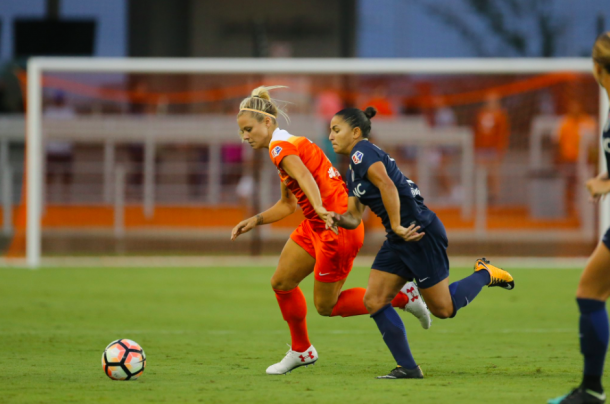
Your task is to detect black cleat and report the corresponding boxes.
[376,366,424,379]
[548,387,606,404]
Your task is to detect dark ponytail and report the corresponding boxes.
[334,106,377,138]
[363,106,377,119]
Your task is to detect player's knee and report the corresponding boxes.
[363,293,387,314]
[314,301,334,317]
[576,281,605,301]
[428,303,453,319]
[270,276,296,292]
[576,288,608,301]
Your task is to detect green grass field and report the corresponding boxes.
[0,264,601,403]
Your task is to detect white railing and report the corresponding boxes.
[0,112,475,213]
[529,115,597,240]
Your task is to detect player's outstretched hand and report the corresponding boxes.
[315,206,339,235]
[324,211,341,232]
[231,217,258,241]
[393,224,425,243]
[586,177,610,202]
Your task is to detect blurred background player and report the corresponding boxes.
[44,90,76,202]
[554,99,596,214]
[473,92,510,204]
[326,106,515,379]
[314,86,344,167]
[231,86,431,375]
[427,97,458,200]
[549,32,610,404]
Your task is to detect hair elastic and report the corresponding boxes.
[240,108,277,119]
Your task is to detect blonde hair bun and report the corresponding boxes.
[239,85,290,123]
[250,86,271,101]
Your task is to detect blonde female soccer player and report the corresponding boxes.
[231,86,431,375]
[325,106,514,379]
[549,32,610,404]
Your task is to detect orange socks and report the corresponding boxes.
[274,286,413,350]
[274,287,311,352]
[330,288,368,317]
[330,287,411,317]
[391,290,410,309]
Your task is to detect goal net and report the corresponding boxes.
[7,58,607,266]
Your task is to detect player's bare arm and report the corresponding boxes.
[280,154,335,228]
[325,196,365,230]
[231,182,297,241]
[367,161,425,242]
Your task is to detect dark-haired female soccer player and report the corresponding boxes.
[549,32,610,404]
[231,86,431,375]
[324,105,515,379]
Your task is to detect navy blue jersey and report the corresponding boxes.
[602,109,610,174]
[346,140,436,242]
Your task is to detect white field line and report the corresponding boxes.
[0,328,575,335]
[0,255,588,269]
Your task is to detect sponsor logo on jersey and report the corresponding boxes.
[328,167,340,179]
[352,151,364,164]
[353,183,366,198]
[271,146,282,158]
[407,179,421,197]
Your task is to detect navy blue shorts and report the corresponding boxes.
[371,216,450,289]
[603,227,610,251]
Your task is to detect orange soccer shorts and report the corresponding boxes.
[290,219,365,283]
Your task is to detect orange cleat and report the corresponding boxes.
[474,258,514,290]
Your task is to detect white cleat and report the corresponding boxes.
[265,345,318,375]
[401,282,432,330]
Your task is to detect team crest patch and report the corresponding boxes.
[272,146,282,158]
[352,151,364,164]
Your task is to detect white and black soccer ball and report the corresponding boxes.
[102,339,146,380]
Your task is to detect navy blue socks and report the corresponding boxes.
[371,304,417,369]
[577,298,609,393]
[448,270,491,317]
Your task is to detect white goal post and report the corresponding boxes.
[25,57,608,268]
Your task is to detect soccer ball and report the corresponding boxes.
[102,339,146,380]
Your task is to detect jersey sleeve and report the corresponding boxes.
[269,140,299,168]
[350,144,383,178]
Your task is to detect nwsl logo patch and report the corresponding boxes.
[352,151,364,165]
[272,146,282,158]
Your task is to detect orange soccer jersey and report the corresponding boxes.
[557,114,596,163]
[268,127,364,283]
[268,128,348,224]
[474,109,510,152]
